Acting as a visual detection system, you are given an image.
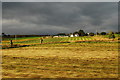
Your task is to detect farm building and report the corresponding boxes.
[70,33,79,37]
[74,34,79,37]
[70,34,74,37]
[53,36,59,37]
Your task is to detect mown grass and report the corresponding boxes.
[2,36,96,46]
[2,36,94,47]
[2,34,119,48]
[2,42,118,78]
[103,34,120,38]
[2,55,118,77]
[2,36,119,78]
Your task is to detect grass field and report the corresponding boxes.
[1,35,119,78]
[2,35,119,47]
[2,41,119,78]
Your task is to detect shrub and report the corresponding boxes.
[108,31,115,39]
[109,34,115,39]
[100,32,106,35]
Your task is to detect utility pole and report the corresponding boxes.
[96,25,99,36]
[15,35,17,43]
[40,38,43,44]
[96,29,98,36]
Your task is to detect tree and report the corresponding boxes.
[78,30,86,36]
[85,33,88,36]
[89,32,94,36]
[100,32,107,35]
[57,33,66,36]
[2,33,6,37]
[2,33,8,37]
[73,31,79,35]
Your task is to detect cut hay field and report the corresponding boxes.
[2,35,119,47]
[2,42,119,78]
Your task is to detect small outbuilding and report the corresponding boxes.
[74,34,79,37]
[70,34,74,37]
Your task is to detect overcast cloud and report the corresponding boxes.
[2,2,118,35]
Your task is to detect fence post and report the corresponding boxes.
[10,40,13,47]
[40,38,43,44]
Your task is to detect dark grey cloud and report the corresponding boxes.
[2,2,118,35]
[2,0,119,2]
[0,2,2,34]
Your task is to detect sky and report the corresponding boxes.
[0,2,2,35]
[2,2,118,35]
[1,0,119,2]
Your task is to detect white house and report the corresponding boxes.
[74,34,79,37]
[70,34,74,37]
[53,36,59,38]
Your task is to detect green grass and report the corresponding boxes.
[103,34,120,38]
[2,36,94,45]
[2,37,41,41]
[2,35,119,47]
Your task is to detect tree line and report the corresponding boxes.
[2,30,119,39]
